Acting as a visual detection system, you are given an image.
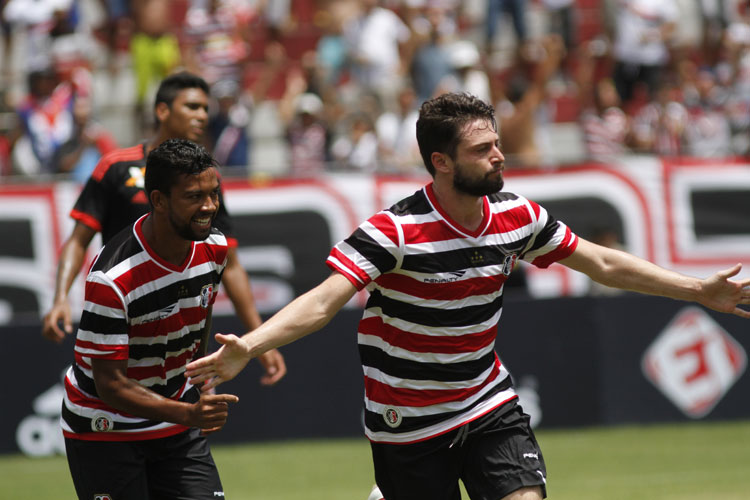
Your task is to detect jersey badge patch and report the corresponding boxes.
[200,284,215,308]
[383,407,402,428]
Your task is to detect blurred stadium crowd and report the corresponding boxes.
[0,0,749,179]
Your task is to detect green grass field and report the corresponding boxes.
[2,420,749,499]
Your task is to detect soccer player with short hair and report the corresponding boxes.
[42,71,286,385]
[63,139,238,499]
[186,93,750,500]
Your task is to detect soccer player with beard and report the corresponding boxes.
[62,139,239,499]
[42,71,286,386]
[186,93,750,500]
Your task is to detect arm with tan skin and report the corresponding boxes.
[561,238,750,317]
[92,358,239,434]
[220,246,287,385]
[42,222,97,342]
[186,272,357,390]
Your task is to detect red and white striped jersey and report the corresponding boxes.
[62,215,228,441]
[327,184,578,444]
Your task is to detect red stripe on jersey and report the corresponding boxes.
[359,316,497,354]
[111,259,172,294]
[70,208,102,233]
[129,306,205,337]
[527,199,542,220]
[374,272,506,301]
[327,248,370,289]
[91,144,143,182]
[75,340,129,360]
[368,212,400,245]
[63,424,189,442]
[486,204,534,234]
[85,280,124,309]
[400,219,460,244]
[364,358,502,407]
[531,226,578,268]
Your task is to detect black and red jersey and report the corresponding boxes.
[70,142,235,246]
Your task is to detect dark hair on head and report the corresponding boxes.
[145,139,217,201]
[416,92,497,176]
[154,71,209,110]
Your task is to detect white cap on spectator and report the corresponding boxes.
[448,40,480,69]
[295,93,324,115]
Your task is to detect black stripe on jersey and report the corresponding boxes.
[366,289,503,327]
[90,228,142,274]
[72,363,99,397]
[359,344,497,382]
[128,327,202,361]
[388,190,433,216]
[344,228,398,275]
[79,309,129,337]
[362,376,512,435]
[401,242,530,274]
[525,213,560,254]
[127,271,219,318]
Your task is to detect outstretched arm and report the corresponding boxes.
[187,272,357,390]
[560,238,750,317]
[42,222,97,343]
[221,246,287,385]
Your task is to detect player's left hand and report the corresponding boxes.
[700,264,750,318]
[258,348,287,385]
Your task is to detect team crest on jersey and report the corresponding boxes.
[383,407,402,428]
[91,413,113,432]
[502,253,518,276]
[94,494,113,500]
[200,284,214,308]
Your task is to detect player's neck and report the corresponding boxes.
[431,179,485,231]
[142,214,192,266]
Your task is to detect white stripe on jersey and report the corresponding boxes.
[359,307,503,338]
[363,361,500,391]
[358,332,497,364]
[364,388,517,444]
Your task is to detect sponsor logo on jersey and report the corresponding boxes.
[424,270,466,283]
[383,407,402,428]
[94,494,113,500]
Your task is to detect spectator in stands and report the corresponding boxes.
[375,83,422,174]
[93,0,131,75]
[407,1,456,103]
[342,0,411,104]
[8,66,75,175]
[609,0,679,110]
[331,110,379,173]
[182,0,254,87]
[278,69,330,177]
[493,34,565,167]
[130,0,181,129]
[437,39,492,104]
[630,78,687,156]
[682,65,733,158]
[52,95,118,182]
[484,0,528,55]
[579,77,631,163]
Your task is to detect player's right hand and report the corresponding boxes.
[191,392,240,434]
[42,300,73,343]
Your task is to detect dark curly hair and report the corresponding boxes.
[145,139,217,201]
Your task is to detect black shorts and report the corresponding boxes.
[65,427,224,500]
[370,401,547,500]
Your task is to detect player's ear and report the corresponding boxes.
[431,152,450,174]
[150,189,167,212]
[155,101,170,124]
